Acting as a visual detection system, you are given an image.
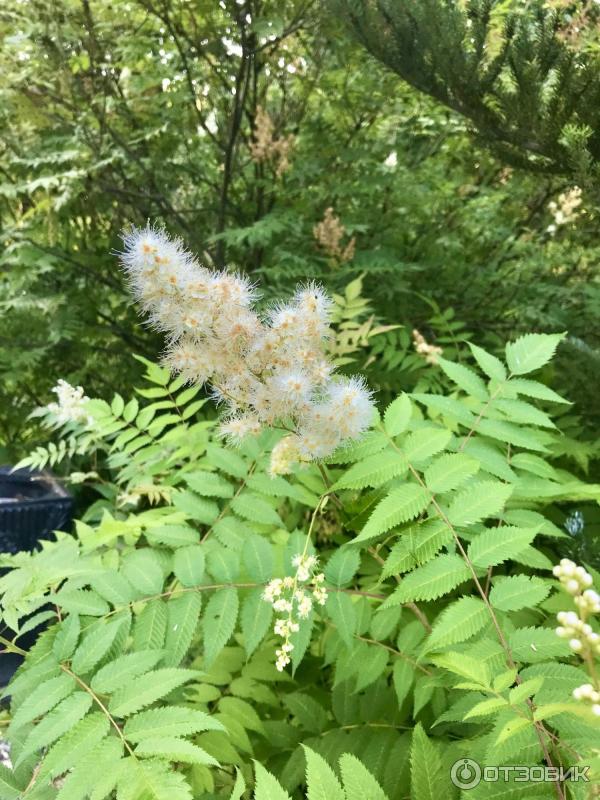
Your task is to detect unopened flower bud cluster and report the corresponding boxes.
[554,560,600,693]
[556,611,600,655]
[553,558,594,596]
[46,379,94,427]
[262,554,327,671]
[572,683,600,716]
[120,226,374,476]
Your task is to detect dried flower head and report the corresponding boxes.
[412,329,443,365]
[313,207,355,265]
[249,106,295,177]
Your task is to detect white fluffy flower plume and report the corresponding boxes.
[120,225,374,473]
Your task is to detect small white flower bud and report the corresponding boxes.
[566,579,580,595]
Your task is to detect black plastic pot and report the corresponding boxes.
[0,466,73,554]
[0,467,74,687]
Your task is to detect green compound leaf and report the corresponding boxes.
[508,627,570,664]
[410,722,445,800]
[134,736,219,765]
[163,592,202,667]
[325,591,357,647]
[467,526,537,568]
[173,545,205,587]
[505,333,565,375]
[469,342,507,382]
[403,427,452,465]
[331,449,407,491]
[424,452,479,494]
[91,651,164,694]
[203,587,239,668]
[124,706,224,742]
[70,619,123,675]
[303,746,345,800]
[39,713,110,780]
[253,761,292,800]
[339,753,389,800]
[383,394,412,437]
[242,534,274,583]
[324,548,360,587]
[490,575,550,611]
[241,588,272,657]
[447,481,513,527]
[353,484,430,544]
[121,549,164,595]
[438,357,489,400]
[424,596,488,652]
[16,692,92,765]
[385,554,470,605]
[109,669,200,717]
[133,599,168,651]
[9,674,75,733]
[231,492,283,527]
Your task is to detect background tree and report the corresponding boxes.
[337,0,600,180]
[1,0,600,457]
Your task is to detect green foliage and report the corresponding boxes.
[339,0,600,178]
[1,338,599,798]
[3,0,600,459]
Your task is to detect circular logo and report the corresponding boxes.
[450,758,482,790]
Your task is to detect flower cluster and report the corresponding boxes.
[553,558,594,597]
[249,106,295,177]
[547,186,582,234]
[120,226,374,476]
[412,328,443,365]
[554,560,600,667]
[313,207,355,265]
[555,610,600,655]
[262,553,327,671]
[46,379,93,427]
[572,683,600,716]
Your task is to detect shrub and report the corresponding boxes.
[1,237,599,797]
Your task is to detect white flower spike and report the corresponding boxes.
[120,225,374,476]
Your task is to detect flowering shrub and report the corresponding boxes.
[1,246,600,797]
